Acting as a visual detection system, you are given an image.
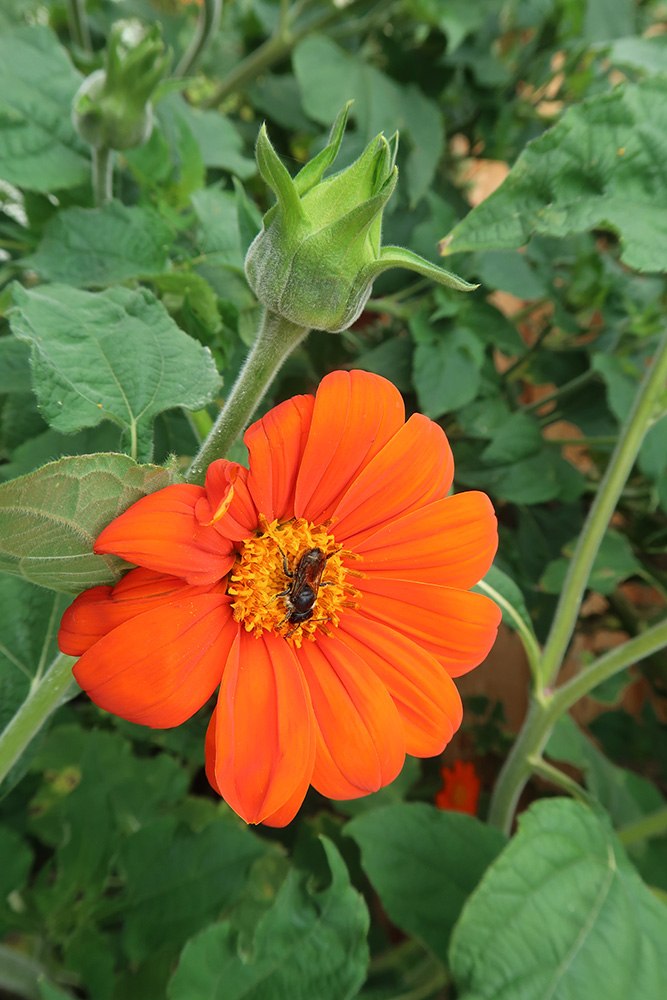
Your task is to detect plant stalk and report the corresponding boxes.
[92,146,113,207]
[175,0,223,78]
[67,0,92,53]
[488,331,667,833]
[0,653,76,787]
[186,308,309,485]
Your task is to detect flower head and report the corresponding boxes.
[244,106,476,332]
[59,371,500,826]
[73,26,171,151]
[435,759,481,815]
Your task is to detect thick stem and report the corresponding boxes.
[92,146,113,207]
[0,653,76,787]
[488,332,667,833]
[186,309,309,485]
[539,330,667,690]
[489,619,667,834]
[175,0,223,78]
[67,0,92,53]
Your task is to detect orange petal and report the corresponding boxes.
[245,395,315,522]
[294,370,405,523]
[354,492,498,588]
[72,593,235,727]
[58,568,222,656]
[95,484,234,585]
[356,578,501,677]
[195,460,258,540]
[212,630,315,825]
[297,635,405,800]
[336,615,462,756]
[330,414,455,546]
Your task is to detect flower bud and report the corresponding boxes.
[73,26,171,151]
[245,104,476,333]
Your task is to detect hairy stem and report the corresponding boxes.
[186,309,309,485]
[488,331,667,833]
[0,653,76,787]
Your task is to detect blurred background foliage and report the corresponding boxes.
[0,0,666,997]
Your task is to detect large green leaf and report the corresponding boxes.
[24,202,173,288]
[0,453,177,593]
[546,715,665,829]
[293,35,443,205]
[443,77,667,273]
[347,804,506,961]
[168,839,369,1000]
[0,25,88,191]
[118,816,269,962]
[449,798,667,1000]
[8,284,221,461]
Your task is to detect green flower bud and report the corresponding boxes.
[245,104,476,333]
[73,26,171,151]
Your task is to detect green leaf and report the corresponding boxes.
[0,576,69,729]
[481,411,543,465]
[178,103,256,179]
[191,187,245,270]
[293,35,444,205]
[0,453,177,593]
[24,202,173,287]
[540,529,642,596]
[411,319,485,418]
[584,0,635,41]
[546,715,665,829]
[449,798,667,1000]
[0,824,33,902]
[458,448,586,504]
[353,337,413,394]
[474,249,547,299]
[168,839,369,1000]
[347,804,506,961]
[606,35,667,75]
[0,26,88,191]
[443,77,667,273]
[0,337,32,394]
[119,817,270,962]
[8,284,221,461]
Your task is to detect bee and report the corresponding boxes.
[276,547,330,634]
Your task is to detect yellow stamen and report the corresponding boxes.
[228,516,356,647]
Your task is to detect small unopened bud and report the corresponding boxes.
[245,104,476,333]
[72,26,171,151]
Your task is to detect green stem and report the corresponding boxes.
[528,755,588,802]
[539,330,667,691]
[186,309,309,485]
[475,578,542,683]
[67,0,92,53]
[175,0,223,78]
[488,619,667,834]
[0,653,76,788]
[202,0,366,107]
[521,370,597,413]
[488,331,667,834]
[549,619,667,717]
[92,146,113,207]
[618,807,667,847]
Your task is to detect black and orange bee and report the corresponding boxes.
[276,547,330,634]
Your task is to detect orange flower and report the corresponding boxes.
[58,371,500,826]
[435,759,481,815]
